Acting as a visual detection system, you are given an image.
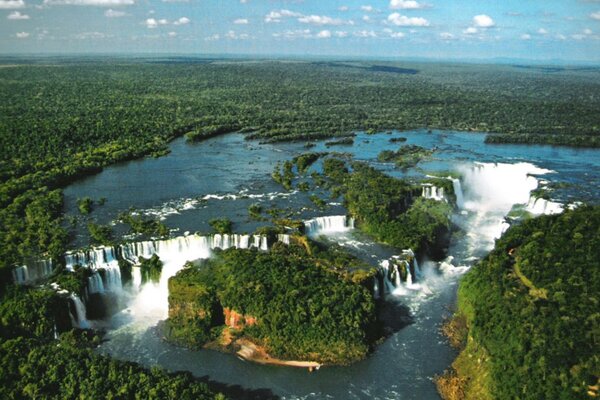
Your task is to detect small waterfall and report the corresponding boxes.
[87,273,105,294]
[405,261,413,286]
[373,278,380,299]
[12,259,54,285]
[422,185,445,201]
[132,266,142,289]
[525,196,563,215]
[304,215,355,236]
[12,266,28,285]
[451,178,465,209]
[277,234,291,245]
[69,294,89,329]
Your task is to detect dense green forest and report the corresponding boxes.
[165,240,379,365]
[0,286,228,399]
[439,206,599,400]
[1,59,599,274]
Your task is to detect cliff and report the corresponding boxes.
[438,206,600,400]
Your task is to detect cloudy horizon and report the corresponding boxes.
[1,0,599,62]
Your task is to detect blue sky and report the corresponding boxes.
[1,0,600,62]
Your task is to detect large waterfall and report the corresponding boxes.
[11,259,54,285]
[304,215,355,236]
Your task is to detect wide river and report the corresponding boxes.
[62,130,600,400]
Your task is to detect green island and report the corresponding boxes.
[164,239,379,366]
[437,206,600,400]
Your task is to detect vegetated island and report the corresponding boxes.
[163,238,381,367]
[436,206,600,400]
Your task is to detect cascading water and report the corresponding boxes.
[69,293,90,329]
[304,215,355,236]
[12,259,54,285]
[422,185,445,201]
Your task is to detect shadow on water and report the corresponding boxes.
[195,376,279,400]
[378,300,415,336]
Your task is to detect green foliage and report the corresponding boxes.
[185,124,241,143]
[247,203,263,220]
[325,137,354,147]
[139,254,163,284]
[0,334,226,399]
[119,212,170,237]
[167,243,379,364]
[0,60,599,275]
[457,206,600,399]
[309,194,327,209]
[292,152,327,174]
[0,286,66,340]
[342,163,452,258]
[485,133,600,148]
[87,222,113,245]
[76,197,94,215]
[208,218,233,234]
[377,145,433,169]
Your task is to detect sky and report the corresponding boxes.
[1,0,600,62]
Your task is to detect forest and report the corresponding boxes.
[438,206,600,400]
[165,240,380,365]
[1,58,599,276]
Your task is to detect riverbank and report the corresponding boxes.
[235,338,321,370]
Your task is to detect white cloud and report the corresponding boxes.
[298,15,345,26]
[363,15,371,22]
[388,31,405,38]
[591,11,600,20]
[104,8,125,17]
[234,18,248,24]
[43,0,134,5]
[473,14,495,28]
[537,28,548,34]
[0,0,25,8]
[463,27,478,34]
[361,5,373,12]
[7,10,28,19]
[240,0,247,3]
[225,30,249,40]
[520,33,531,40]
[316,29,331,38]
[334,30,348,37]
[16,31,30,38]
[387,12,429,26]
[264,9,301,23]
[167,31,177,37]
[74,31,110,39]
[354,30,376,37]
[145,18,168,28]
[205,34,220,41]
[571,34,585,40]
[584,28,593,35]
[440,32,454,40]
[555,34,566,40]
[273,29,311,39]
[390,0,424,10]
[338,6,348,11]
[173,17,190,25]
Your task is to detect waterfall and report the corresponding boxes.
[12,259,54,285]
[451,178,465,209]
[69,294,89,329]
[277,234,291,245]
[132,266,142,290]
[405,261,413,286]
[525,196,563,215]
[88,273,105,294]
[422,185,445,201]
[304,215,355,236]
[456,162,558,255]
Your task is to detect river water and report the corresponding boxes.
[61,130,600,400]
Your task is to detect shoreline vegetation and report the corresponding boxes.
[2,59,599,276]
[436,206,600,400]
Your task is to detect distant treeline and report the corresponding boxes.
[1,60,599,273]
